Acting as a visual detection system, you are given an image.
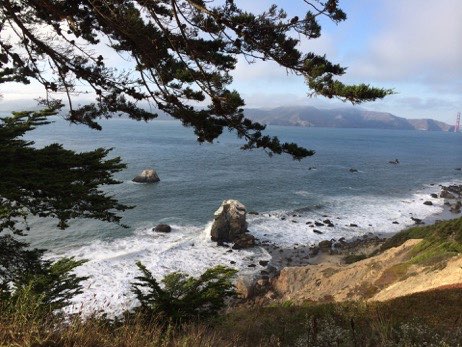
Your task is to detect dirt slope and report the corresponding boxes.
[272,239,462,302]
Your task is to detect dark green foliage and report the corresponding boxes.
[0,233,87,313]
[132,262,237,324]
[0,235,43,296]
[0,108,131,234]
[0,108,129,312]
[3,256,88,313]
[0,0,392,160]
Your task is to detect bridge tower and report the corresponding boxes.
[456,112,461,132]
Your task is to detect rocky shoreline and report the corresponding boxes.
[233,183,462,304]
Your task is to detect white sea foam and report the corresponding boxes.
[59,223,270,317]
[51,179,460,317]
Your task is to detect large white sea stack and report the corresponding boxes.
[210,199,248,242]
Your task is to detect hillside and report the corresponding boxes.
[244,106,453,131]
[272,218,462,303]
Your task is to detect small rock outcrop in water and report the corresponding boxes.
[210,200,248,243]
[133,169,160,183]
[154,224,171,233]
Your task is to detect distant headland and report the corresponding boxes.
[244,106,456,132]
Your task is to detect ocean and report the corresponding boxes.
[22,117,461,316]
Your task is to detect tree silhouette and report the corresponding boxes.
[0,0,392,159]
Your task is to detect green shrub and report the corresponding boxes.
[132,263,237,324]
[1,248,87,317]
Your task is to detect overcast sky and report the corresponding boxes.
[1,0,461,124]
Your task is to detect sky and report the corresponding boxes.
[1,0,461,124]
[230,0,462,124]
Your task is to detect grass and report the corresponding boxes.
[2,287,462,346]
[376,217,462,267]
[375,263,411,288]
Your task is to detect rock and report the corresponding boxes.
[349,168,358,173]
[313,229,323,235]
[392,221,399,224]
[259,260,269,267]
[315,221,324,227]
[248,211,259,215]
[235,276,255,299]
[455,168,462,171]
[423,201,433,206]
[210,200,248,242]
[154,224,171,233]
[248,264,256,268]
[389,159,399,164]
[310,246,320,256]
[132,169,160,183]
[440,190,456,199]
[430,193,438,198]
[450,201,461,214]
[411,217,424,225]
[349,223,358,227]
[232,233,256,249]
[318,240,332,252]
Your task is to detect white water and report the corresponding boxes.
[50,179,460,317]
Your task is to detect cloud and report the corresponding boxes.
[231,32,336,81]
[347,0,462,86]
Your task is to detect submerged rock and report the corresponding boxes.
[133,169,160,183]
[210,199,248,242]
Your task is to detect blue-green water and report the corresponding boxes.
[22,118,461,315]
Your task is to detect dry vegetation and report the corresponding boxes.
[2,218,462,346]
[2,287,462,346]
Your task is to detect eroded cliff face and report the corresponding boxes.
[271,239,462,303]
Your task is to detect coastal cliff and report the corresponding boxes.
[269,217,462,304]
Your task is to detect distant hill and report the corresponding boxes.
[244,106,453,131]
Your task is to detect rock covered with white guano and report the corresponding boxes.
[210,200,248,242]
[132,169,160,183]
